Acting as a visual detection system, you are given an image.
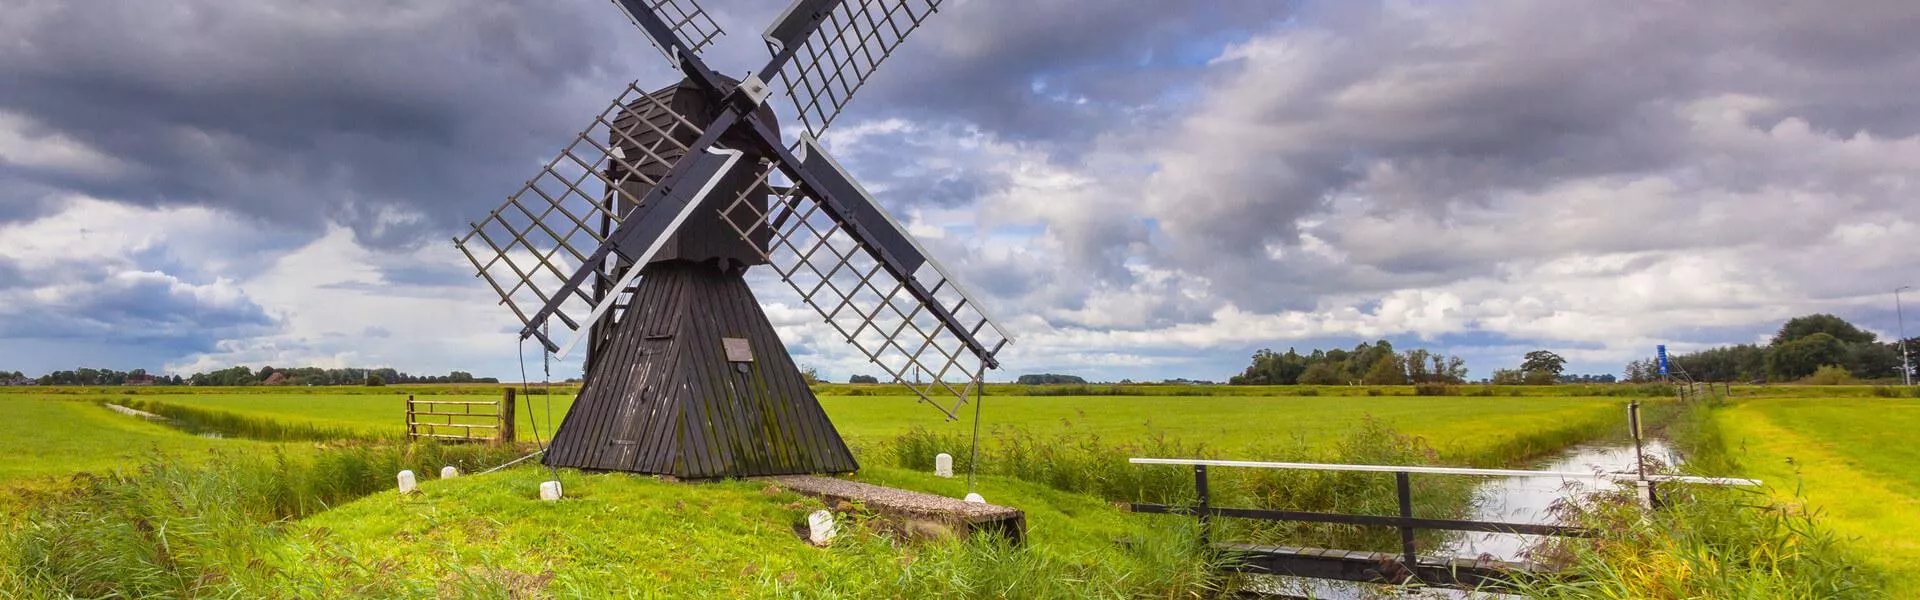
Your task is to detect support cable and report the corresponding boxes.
[966,363,986,494]
[517,335,562,483]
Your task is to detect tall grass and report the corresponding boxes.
[875,417,1489,553]
[115,398,394,443]
[1504,399,1888,598]
[1510,485,1885,598]
[0,442,530,598]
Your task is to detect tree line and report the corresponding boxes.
[1229,340,1469,385]
[1623,313,1916,383]
[4,366,500,387]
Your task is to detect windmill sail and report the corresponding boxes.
[721,136,1009,419]
[455,82,732,354]
[616,0,727,67]
[763,0,943,138]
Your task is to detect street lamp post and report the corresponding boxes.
[1899,286,1913,387]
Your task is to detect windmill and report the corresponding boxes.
[455,0,1011,480]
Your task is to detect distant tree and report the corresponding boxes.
[1623,358,1651,383]
[1521,351,1567,377]
[365,373,387,387]
[1766,333,1848,381]
[1298,362,1344,385]
[1771,314,1875,346]
[1844,343,1902,380]
[1434,353,1469,384]
[1491,369,1525,385]
[848,374,880,384]
[1522,369,1558,385]
[799,365,822,385]
[1362,354,1409,385]
[1016,373,1088,385]
[1405,349,1433,383]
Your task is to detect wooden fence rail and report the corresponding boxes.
[406,388,516,443]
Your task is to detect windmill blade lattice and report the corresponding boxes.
[721,138,1010,419]
[765,0,942,139]
[454,82,708,352]
[619,0,728,67]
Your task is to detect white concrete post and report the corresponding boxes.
[963,492,985,504]
[539,480,564,501]
[396,470,418,494]
[807,509,837,545]
[440,466,460,479]
[934,453,954,478]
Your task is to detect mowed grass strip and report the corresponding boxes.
[1741,397,1920,498]
[1715,400,1920,596]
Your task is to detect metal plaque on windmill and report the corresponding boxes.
[454,0,1011,479]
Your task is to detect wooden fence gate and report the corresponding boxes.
[406,388,517,443]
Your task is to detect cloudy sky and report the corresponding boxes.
[2,0,1917,383]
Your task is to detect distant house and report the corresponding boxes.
[1,377,36,386]
[125,375,157,386]
[263,372,286,385]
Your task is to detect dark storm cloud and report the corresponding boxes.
[0,177,63,225]
[0,1,676,249]
[0,257,26,290]
[1132,0,1920,313]
[847,1,1300,146]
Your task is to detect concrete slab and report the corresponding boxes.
[764,475,1027,544]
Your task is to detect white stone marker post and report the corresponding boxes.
[934,453,954,478]
[539,480,564,501]
[396,470,418,494]
[963,492,985,504]
[440,466,460,479]
[807,509,837,545]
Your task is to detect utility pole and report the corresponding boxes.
[1899,286,1913,387]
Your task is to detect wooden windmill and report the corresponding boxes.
[455,0,1011,479]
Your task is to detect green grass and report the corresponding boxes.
[826,394,1628,463]
[98,392,576,440]
[1711,397,1920,596]
[3,445,1220,599]
[0,395,283,491]
[49,389,1632,466]
[23,383,1869,598]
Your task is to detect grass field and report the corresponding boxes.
[22,390,1631,464]
[1712,397,1920,596]
[0,395,282,490]
[3,384,1908,598]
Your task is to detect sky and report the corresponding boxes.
[1,0,1917,383]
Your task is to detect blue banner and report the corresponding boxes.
[1657,345,1670,376]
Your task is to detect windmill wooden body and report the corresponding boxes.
[456,0,1010,479]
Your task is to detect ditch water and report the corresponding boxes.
[1256,438,1681,599]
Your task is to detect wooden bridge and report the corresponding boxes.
[1126,457,1760,591]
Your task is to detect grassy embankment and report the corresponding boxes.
[1508,394,1898,599]
[1703,397,1920,596]
[2,385,1647,597]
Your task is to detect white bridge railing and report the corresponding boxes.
[1126,456,1763,586]
[1127,457,1762,487]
